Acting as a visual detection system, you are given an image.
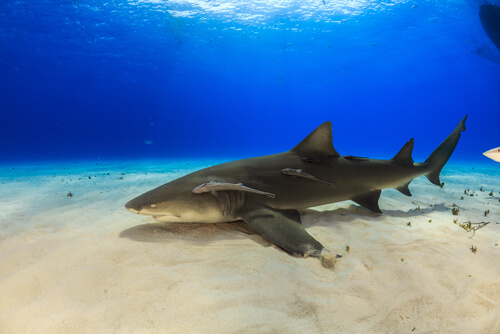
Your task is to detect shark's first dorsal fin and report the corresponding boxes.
[392,138,414,165]
[292,122,340,158]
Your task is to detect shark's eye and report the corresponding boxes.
[150,204,157,209]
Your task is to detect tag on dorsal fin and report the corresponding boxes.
[395,181,412,196]
[392,138,414,165]
[351,190,382,213]
[291,122,340,159]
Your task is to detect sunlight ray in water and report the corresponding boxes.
[133,0,413,22]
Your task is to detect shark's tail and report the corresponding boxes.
[424,115,467,186]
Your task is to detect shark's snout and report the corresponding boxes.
[125,197,169,216]
[125,197,185,222]
[125,199,141,214]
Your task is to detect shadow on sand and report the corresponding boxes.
[119,220,271,246]
[120,203,451,245]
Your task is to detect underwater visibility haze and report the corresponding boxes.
[3,2,500,332]
[1,0,499,162]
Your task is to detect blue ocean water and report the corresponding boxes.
[1,0,499,163]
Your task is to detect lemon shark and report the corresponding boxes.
[126,116,467,267]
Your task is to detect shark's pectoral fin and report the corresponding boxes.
[241,206,325,258]
[351,190,382,213]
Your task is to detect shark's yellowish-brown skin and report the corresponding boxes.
[126,116,467,267]
[483,147,500,162]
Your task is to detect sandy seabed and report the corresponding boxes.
[0,159,499,334]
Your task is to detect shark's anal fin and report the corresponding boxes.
[351,190,382,213]
[241,206,330,261]
[281,168,336,187]
[192,181,276,198]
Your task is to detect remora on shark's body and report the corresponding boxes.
[126,116,467,267]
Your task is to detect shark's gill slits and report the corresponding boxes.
[219,191,245,217]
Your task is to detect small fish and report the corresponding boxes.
[281,168,336,186]
[144,140,154,145]
[483,147,500,162]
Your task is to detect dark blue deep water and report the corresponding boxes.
[1,0,499,163]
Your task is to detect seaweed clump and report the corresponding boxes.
[459,221,490,237]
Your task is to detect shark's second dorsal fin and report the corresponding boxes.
[292,122,340,159]
[392,138,414,165]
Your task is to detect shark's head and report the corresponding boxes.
[125,178,225,223]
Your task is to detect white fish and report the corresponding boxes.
[483,147,500,162]
[144,140,154,145]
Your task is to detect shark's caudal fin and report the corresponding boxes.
[424,115,467,186]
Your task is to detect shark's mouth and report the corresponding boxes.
[125,207,140,214]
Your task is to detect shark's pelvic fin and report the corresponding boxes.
[241,206,325,258]
[395,181,412,196]
[392,138,415,165]
[192,181,276,198]
[425,115,467,186]
[291,121,340,159]
[281,168,336,187]
[351,190,382,213]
